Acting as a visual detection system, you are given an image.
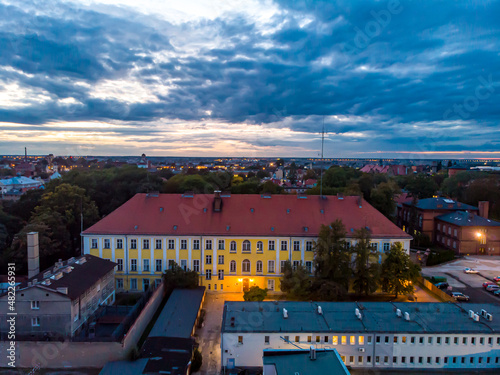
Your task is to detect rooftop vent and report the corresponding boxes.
[303,227,309,232]
[487,313,493,321]
[67,257,76,264]
[474,314,480,322]
[250,208,254,213]
[404,312,410,321]
[221,191,231,197]
[42,279,51,286]
[182,191,194,198]
[43,271,52,279]
[469,310,475,319]
[63,266,73,274]
[33,278,38,283]
[160,207,164,212]
[213,190,222,212]
[271,227,275,232]
[134,225,138,230]
[310,346,316,361]
[317,306,323,315]
[54,272,63,280]
[226,225,230,231]
[76,256,87,265]
[286,208,290,214]
[320,209,324,214]
[337,193,344,200]
[283,308,288,319]
[146,191,159,197]
[396,309,402,317]
[173,225,178,231]
[297,194,307,199]
[261,193,272,199]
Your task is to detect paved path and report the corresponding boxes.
[195,293,243,375]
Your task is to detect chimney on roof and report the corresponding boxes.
[310,346,316,361]
[27,232,40,279]
[357,196,362,208]
[479,201,489,219]
[213,190,222,212]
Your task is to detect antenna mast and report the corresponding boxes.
[320,117,325,198]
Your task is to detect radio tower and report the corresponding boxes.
[320,117,325,198]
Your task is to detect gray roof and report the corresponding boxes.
[222,302,500,334]
[263,349,350,375]
[436,211,500,227]
[17,254,116,300]
[149,287,205,338]
[403,198,477,211]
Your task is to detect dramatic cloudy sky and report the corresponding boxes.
[1,0,500,157]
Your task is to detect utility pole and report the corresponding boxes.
[320,117,325,198]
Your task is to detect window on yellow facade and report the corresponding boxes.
[256,260,263,273]
[341,336,347,345]
[155,239,162,249]
[91,239,98,249]
[180,239,187,249]
[332,336,338,345]
[230,260,236,273]
[242,240,251,253]
[193,240,200,250]
[230,241,237,253]
[350,336,355,345]
[116,239,123,249]
[359,336,365,345]
[257,241,263,253]
[218,240,225,250]
[268,260,275,273]
[268,240,275,251]
[242,259,251,273]
[143,239,149,249]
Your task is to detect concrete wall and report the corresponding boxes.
[0,340,124,368]
[122,281,165,353]
[221,331,500,370]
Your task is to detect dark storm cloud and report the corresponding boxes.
[1,0,500,154]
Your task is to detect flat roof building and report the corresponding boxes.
[221,301,500,371]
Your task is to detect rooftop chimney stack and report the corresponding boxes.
[213,190,222,212]
[27,232,40,279]
[478,201,489,219]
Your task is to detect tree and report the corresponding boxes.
[304,169,317,180]
[162,262,199,296]
[279,261,311,300]
[369,182,400,219]
[243,286,268,301]
[404,175,438,199]
[312,220,351,300]
[287,162,298,184]
[190,348,203,374]
[381,242,420,297]
[352,228,380,296]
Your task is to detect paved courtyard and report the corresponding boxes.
[195,293,244,375]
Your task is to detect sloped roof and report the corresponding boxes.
[18,254,116,300]
[436,211,500,227]
[83,193,411,239]
[402,197,478,211]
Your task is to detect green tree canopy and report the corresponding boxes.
[369,181,400,219]
[381,242,420,297]
[243,286,268,301]
[312,220,351,300]
[162,262,199,296]
[352,228,380,296]
[279,260,311,300]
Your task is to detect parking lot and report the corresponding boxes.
[422,256,500,305]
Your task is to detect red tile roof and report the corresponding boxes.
[83,194,412,239]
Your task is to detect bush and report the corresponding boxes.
[243,286,268,301]
[190,348,202,373]
[426,249,456,266]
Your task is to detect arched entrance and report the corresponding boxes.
[242,278,250,292]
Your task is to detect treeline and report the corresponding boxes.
[280,220,421,301]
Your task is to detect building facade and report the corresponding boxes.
[434,211,500,255]
[0,255,116,339]
[221,301,500,371]
[82,192,412,293]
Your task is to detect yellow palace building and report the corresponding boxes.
[82,191,411,293]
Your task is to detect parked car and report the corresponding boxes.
[493,276,500,282]
[493,290,500,297]
[464,268,479,274]
[483,281,496,288]
[451,292,470,301]
[434,282,449,289]
[486,284,500,292]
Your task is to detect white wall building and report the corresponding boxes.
[221,301,500,371]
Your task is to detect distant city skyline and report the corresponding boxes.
[1,0,500,158]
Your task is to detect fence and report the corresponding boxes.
[417,276,456,303]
